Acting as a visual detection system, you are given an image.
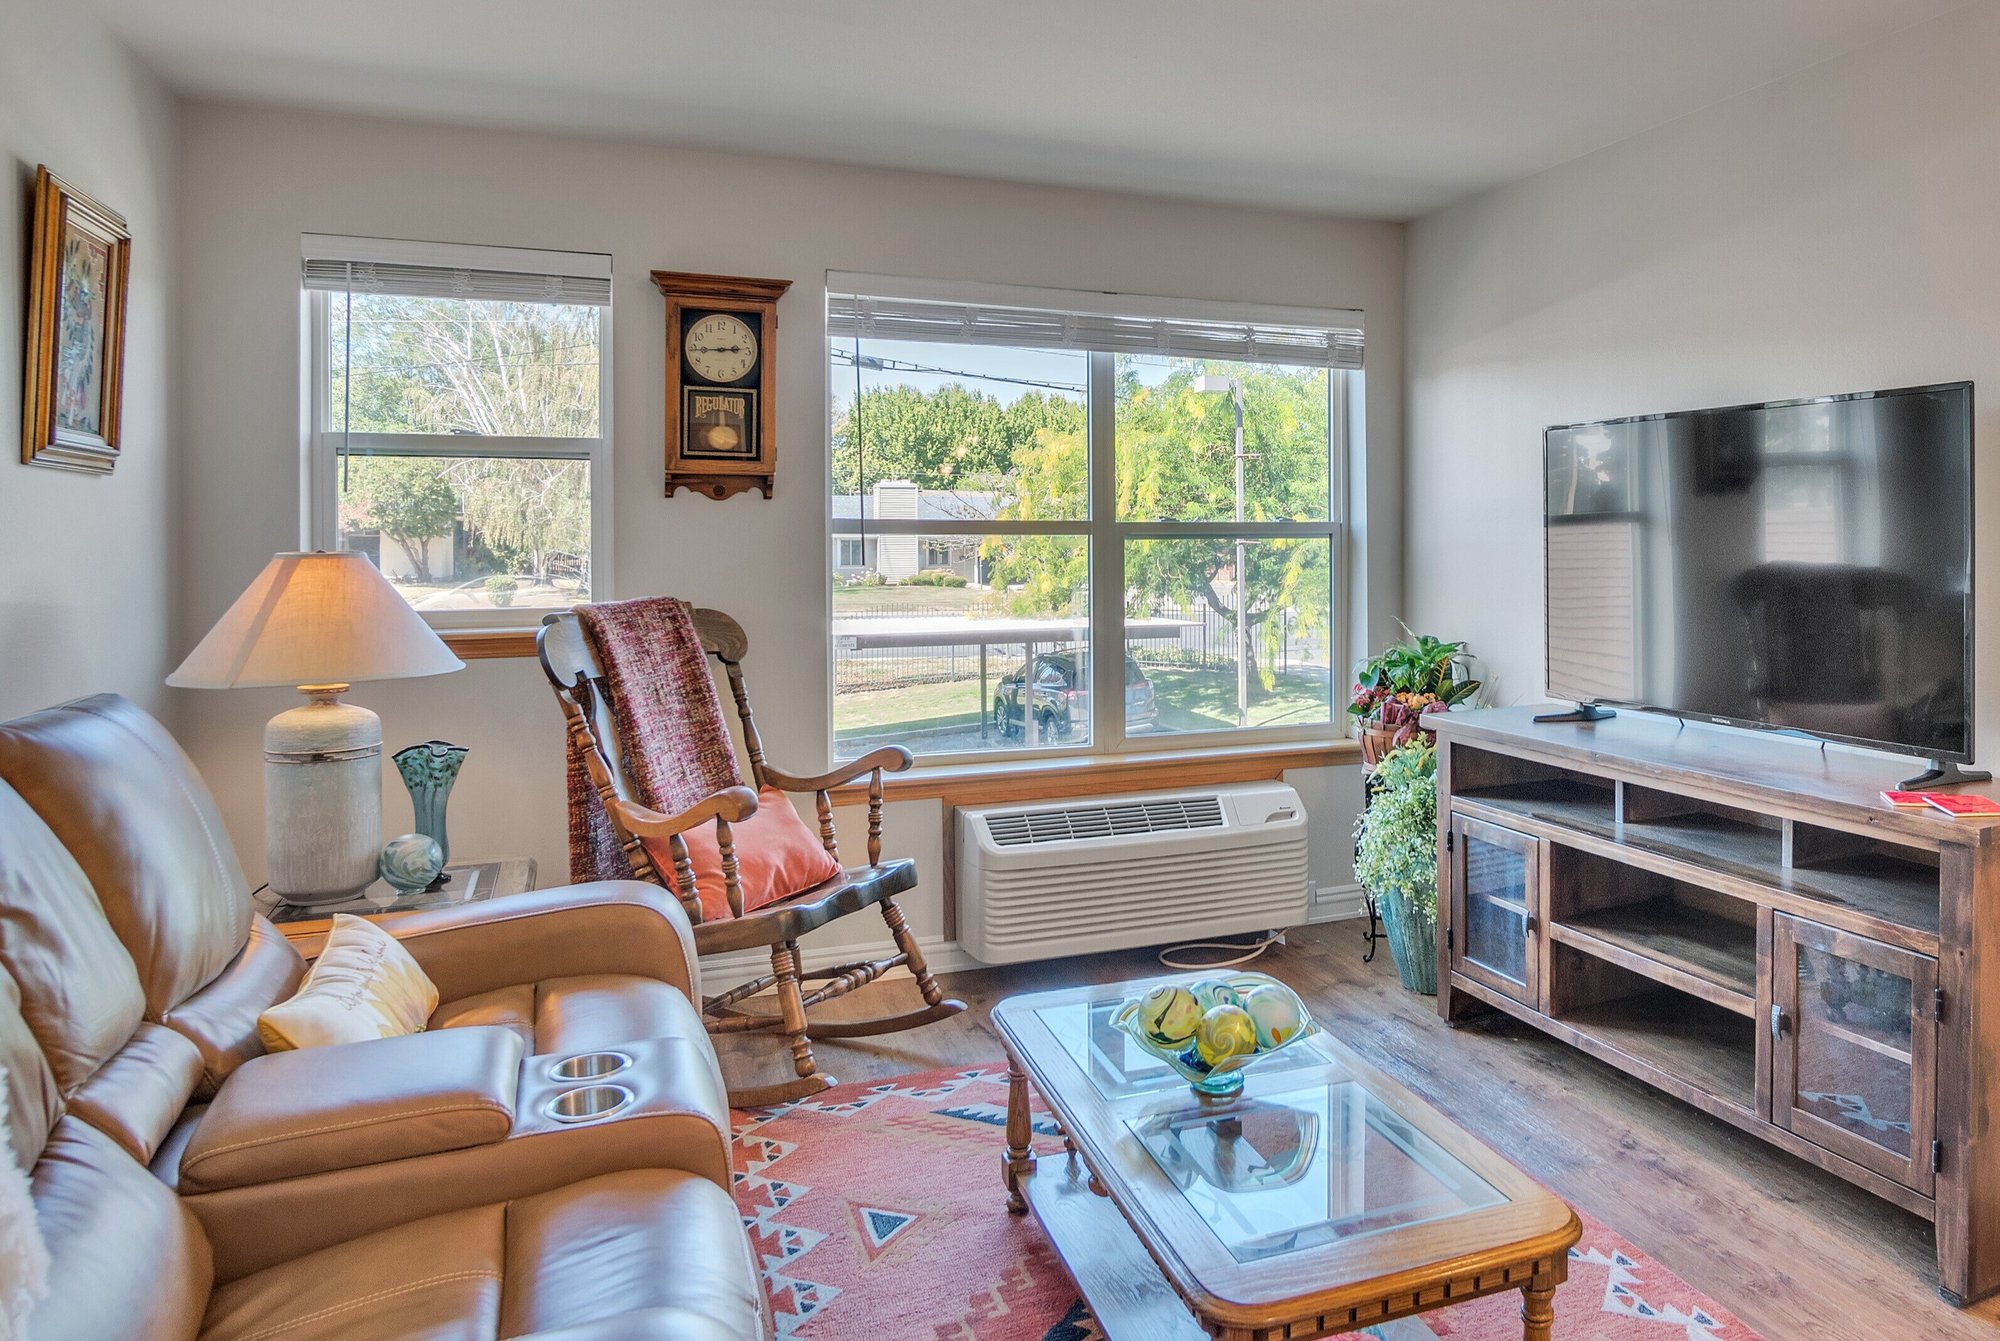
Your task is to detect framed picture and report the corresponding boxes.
[22,165,130,473]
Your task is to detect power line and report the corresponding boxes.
[830,348,1085,394]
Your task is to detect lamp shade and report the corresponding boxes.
[168,551,465,689]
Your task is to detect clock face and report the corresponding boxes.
[685,312,758,383]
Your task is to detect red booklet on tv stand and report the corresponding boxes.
[1923,793,2000,818]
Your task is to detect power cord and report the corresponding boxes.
[1157,930,1287,971]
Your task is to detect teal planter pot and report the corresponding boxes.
[1378,889,1439,996]
[394,740,468,880]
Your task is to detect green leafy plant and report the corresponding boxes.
[1353,741,1439,927]
[1349,627,1481,721]
[483,574,520,608]
[905,568,969,588]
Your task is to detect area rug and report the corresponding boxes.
[730,1063,1762,1340]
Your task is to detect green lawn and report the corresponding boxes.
[1145,667,1333,731]
[832,585,985,614]
[833,664,1331,745]
[835,678,990,732]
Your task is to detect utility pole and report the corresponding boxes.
[1194,372,1256,729]
[1231,380,1248,728]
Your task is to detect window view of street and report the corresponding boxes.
[830,331,1335,758]
[325,293,601,612]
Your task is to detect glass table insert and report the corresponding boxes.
[1128,1076,1507,1264]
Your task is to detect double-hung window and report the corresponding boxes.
[302,235,613,628]
[827,275,1361,760]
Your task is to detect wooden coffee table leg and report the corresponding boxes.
[1002,1048,1036,1214]
[1520,1275,1556,1341]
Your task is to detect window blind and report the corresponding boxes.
[301,234,612,306]
[826,278,1362,370]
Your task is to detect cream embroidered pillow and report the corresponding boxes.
[257,914,439,1052]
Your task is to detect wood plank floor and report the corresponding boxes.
[714,920,2000,1341]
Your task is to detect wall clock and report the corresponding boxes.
[653,270,793,499]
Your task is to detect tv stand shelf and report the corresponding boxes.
[1553,898,1758,1013]
[1433,707,2000,1305]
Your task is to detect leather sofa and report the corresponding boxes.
[0,694,771,1340]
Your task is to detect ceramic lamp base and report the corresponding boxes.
[264,685,381,905]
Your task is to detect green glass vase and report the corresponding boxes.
[393,740,468,880]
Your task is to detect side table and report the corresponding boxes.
[253,857,538,958]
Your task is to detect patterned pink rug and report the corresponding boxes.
[730,1063,1762,1339]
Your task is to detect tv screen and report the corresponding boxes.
[1544,382,1973,761]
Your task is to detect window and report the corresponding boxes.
[303,235,613,626]
[828,276,1360,760]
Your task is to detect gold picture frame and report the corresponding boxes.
[22,165,131,473]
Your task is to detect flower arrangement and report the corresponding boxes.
[1349,629,1480,762]
[1353,740,1441,993]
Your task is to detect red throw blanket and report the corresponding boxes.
[565,597,743,885]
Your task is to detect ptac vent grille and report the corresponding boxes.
[983,795,1225,847]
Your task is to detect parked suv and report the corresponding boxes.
[993,650,1157,738]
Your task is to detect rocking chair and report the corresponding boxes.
[538,607,965,1105]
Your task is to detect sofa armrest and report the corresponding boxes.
[386,880,702,1003]
[179,1026,521,1193]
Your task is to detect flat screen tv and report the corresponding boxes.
[1543,381,1973,765]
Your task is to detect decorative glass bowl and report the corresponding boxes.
[1110,972,1319,1097]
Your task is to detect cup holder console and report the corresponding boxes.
[544,1084,636,1125]
[548,1050,633,1082]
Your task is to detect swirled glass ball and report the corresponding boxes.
[1194,1003,1258,1066]
[379,833,444,895]
[1134,984,1203,1046]
[1243,984,1306,1049]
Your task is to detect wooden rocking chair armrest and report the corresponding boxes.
[761,746,915,795]
[613,785,761,840]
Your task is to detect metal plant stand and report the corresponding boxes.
[1357,766,1386,961]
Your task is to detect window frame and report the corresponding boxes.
[827,285,1356,765]
[302,278,615,632]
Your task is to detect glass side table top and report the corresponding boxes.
[1128,1075,1505,1263]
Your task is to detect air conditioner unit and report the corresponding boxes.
[956,782,1308,965]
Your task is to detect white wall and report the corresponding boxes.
[1406,5,2000,768]
[0,6,178,720]
[172,104,1392,960]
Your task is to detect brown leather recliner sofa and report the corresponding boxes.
[0,694,771,1340]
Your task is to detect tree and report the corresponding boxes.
[335,295,600,439]
[452,459,590,587]
[991,360,1334,694]
[832,384,1085,518]
[331,294,601,585]
[342,456,459,583]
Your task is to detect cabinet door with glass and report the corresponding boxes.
[1770,913,1937,1194]
[1447,814,1544,1009]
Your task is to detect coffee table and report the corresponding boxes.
[991,977,1582,1341]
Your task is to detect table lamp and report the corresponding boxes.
[168,550,464,904]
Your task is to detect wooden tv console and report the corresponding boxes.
[1430,707,2000,1303]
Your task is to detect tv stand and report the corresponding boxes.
[1531,702,1616,723]
[1432,707,2000,1305]
[1900,759,1992,790]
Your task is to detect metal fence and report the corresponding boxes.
[831,597,1326,695]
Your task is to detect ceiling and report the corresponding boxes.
[87,0,1964,219]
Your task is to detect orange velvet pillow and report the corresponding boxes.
[642,786,842,923]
